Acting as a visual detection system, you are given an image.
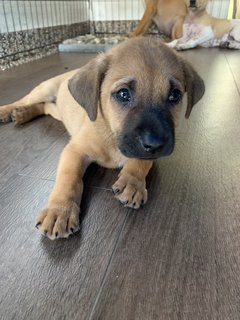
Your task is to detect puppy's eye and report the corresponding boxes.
[168,88,182,103]
[115,88,131,104]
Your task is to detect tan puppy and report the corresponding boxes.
[0,37,205,240]
[129,0,187,40]
[169,0,240,49]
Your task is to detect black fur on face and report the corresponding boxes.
[189,0,197,8]
[118,106,175,160]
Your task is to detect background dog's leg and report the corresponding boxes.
[112,159,153,209]
[228,40,240,49]
[36,141,90,240]
[230,24,240,42]
[128,1,157,37]
[171,18,185,40]
[167,39,180,48]
[175,26,215,50]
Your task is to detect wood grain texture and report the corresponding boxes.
[0,53,96,105]
[1,48,240,320]
[0,117,67,188]
[90,49,240,320]
[0,175,128,320]
[0,53,127,320]
[224,50,240,94]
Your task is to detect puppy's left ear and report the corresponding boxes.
[68,53,109,121]
[181,59,205,119]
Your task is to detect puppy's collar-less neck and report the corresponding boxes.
[187,7,207,21]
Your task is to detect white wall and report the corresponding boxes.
[207,0,230,18]
[0,1,89,33]
[90,0,230,20]
[90,0,144,21]
[0,0,231,33]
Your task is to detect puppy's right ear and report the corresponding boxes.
[68,54,109,121]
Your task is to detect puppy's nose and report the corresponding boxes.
[190,0,196,7]
[140,131,167,152]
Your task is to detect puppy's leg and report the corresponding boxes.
[0,79,57,123]
[36,141,90,240]
[171,17,185,40]
[10,102,61,125]
[128,1,157,37]
[11,103,45,124]
[112,159,153,209]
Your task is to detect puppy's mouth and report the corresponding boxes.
[120,144,174,160]
[189,5,198,10]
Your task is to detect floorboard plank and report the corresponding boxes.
[0,175,128,320]
[224,50,240,96]
[0,117,67,188]
[0,53,96,105]
[1,47,240,320]
[89,49,240,320]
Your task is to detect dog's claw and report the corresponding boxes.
[112,187,120,195]
[112,174,148,209]
[36,204,80,240]
[35,222,41,229]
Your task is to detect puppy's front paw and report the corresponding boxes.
[35,202,80,240]
[112,174,147,209]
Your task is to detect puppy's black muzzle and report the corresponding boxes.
[189,0,197,8]
[119,108,175,160]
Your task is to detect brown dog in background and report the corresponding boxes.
[168,0,240,50]
[0,37,204,240]
[129,0,187,40]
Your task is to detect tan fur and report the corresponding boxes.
[0,37,204,240]
[129,0,187,39]
[185,0,232,37]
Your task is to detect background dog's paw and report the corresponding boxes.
[112,174,147,209]
[175,44,186,51]
[167,39,178,48]
[35,202,80,240]
[0,107,12,123]
[127,31,135,38]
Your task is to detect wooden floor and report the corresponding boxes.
[0,47,240,320]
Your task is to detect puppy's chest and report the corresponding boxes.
[96,148,127,169]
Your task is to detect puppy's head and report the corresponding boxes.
[68,37,204,160]
[185,0,209,11]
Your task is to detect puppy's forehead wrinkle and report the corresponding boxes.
[110,37,180,72]
[104,37,186,107]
